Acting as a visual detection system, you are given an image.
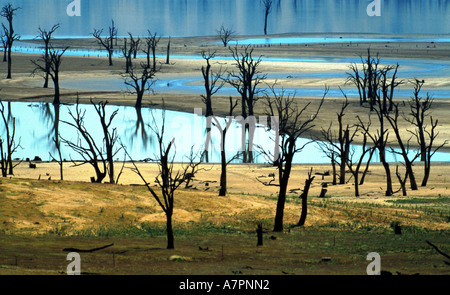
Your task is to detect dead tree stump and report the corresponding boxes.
[256,223,263,246]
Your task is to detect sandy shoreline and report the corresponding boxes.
[1,33,449,152]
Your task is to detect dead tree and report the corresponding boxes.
[49,136,64,181]
[31,46,69,105]
[201,51,225,117]
[262,0,273,35]
[183,147,207,189]
[165,36,171,65]
[201,50,224,118]
[217,25,236,47]
[395,165,408,196]
[201,50,224,162]
[127,107,202,249]
[61,99,121,183]
[404,79,447,186]
[92,20,117,66]
[357,108,393,196]
[1,3,20,79]
[211,97,241,196]
[349,52,403,197]
[347,49,402,112]
[346,132,375,197]
[318,95,353,185]
[36,24,60,88]
[122,62,157,109]
[346,49,380,108]
[227,45,267,163]
[421,116,446,187]
[296,168,315,227]
[92,100,121,184]
[132,36,140,59]
[385,102,419,190]
[406,79,431,162]
[257,85,327,232]
[122,33,140,73]
[256,223,264,246]
[142,30,160,71]
[0,101,20,176]
[121,37,133,73]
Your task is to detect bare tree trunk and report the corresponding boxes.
[43,43,50,88]
[135,91,144,109]
[219,149,227,196]
[273,155,292,232]
[422,159,431,187]
[108,49,113,66]
[256,223,263,246]
[396,166,408,196]
[53,77,60,105]
[297,170,314,226]
[381,157,393,196]
[273,176,288,232]
[152,46,156,72]
[166,37,171,65]
[331,155,337,185]
[360,148,374,185]
[6,43,11,79]
[166,211,175,250]
[354,173,360,197]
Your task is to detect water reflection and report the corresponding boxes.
[2,101,450,165]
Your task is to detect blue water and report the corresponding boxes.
[0,0,448,38]
[3,102,449,165]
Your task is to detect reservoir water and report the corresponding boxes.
[2,102,449,165]
[1,0,448,39]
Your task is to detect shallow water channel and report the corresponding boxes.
[2,102,449,165]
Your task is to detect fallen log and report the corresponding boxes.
[63,243,114,253]
[426,240,450,265]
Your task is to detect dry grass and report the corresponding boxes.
[0,161,449,275]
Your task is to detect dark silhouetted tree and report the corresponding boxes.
[61,99,121,184]
[127,107,203,249]
[318,95,352,185]
[404,79,448,186]
[257,85,327,232]
[142,30,160,71]
[92,20,117,66]
[346,131,375,197]
[0,101,21,176]
[1,3,20,79]
[36,24,60,88]
[349,51,404,196]
[201,50,224,162]
[31,46,68,105]
[217,25,236,47]
[296,168,315,227]
[211,97,241,196]
[122,62,157,109]
[165,36,171,65]
[385,102,419,191]
[227,45,266,163]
